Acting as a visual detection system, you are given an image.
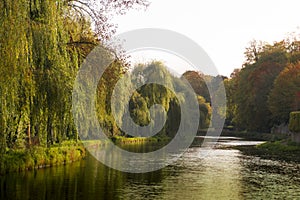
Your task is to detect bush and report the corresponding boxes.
[289,111,300,132]
[31,147,48,167]
[47,147,64,166]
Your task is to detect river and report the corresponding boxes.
[1,137,300,199]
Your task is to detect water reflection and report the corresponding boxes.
[1,137,300,200]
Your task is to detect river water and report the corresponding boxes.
[1,137,300,199]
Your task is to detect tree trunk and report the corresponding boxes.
[27,123,31,146]
[47,117,53,147]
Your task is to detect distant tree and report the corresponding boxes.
[230,68,241,79]
[234,43,288,131]
[181,71,211,102]
[224,77,238,127]
[243,40,265,66]
[285,32,300,64]
[128,61,180,137]
[268,62,300,124]
[197,96,211,129]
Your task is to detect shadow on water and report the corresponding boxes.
[1,137,300,200]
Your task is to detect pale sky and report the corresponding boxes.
[113,0,300,76]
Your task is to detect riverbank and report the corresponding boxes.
[214,130,300,162]
[111,136,170,145]
[220,130,289,141]
[234,140,300,163]
[0,141,86,175]
[0,136,168,174]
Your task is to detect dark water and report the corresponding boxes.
[1,137,300,200]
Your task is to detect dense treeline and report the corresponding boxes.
[183,36,300,133]
[0,0,148,153]
[0,0,211,157]
[181,71,225,129]
[225,37,300,132]
[139,37,300,134]
[95,61,212,139]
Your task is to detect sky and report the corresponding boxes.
[113,0,300,77]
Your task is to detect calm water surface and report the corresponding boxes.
[1,137,300,199]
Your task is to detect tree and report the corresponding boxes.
[289,111,300,132]
[129,62,179,138]
[0,0,149,151]
[197,96,211,129]
[224,77,238,127]
[284,32,300,64]
[66,0,149,41]
[243,40,265,66]
[234,43,288,131]
[181,70,211,102]
[268,62,300,124]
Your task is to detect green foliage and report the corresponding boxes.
[258,140,300,152]
[0,0,82,149]
[289,112,300,132]
[198,96,212,129]
[0,0,148,152]
[224,77,238,127]
[0,142,86,174]
[96,60,129,137]
[128,62,181,138]
[96,61,208,139]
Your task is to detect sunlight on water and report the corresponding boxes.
[1,137,300,200]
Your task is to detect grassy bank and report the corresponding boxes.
[0,141,86,175]
[213,130,300,162]
[0,136,169,174]
[257,140,300,162]
[235,140,300,162]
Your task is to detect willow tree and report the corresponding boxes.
[127,62,180,138]
[0,0,149,151]
[0,0,33,149]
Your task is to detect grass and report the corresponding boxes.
[0,141,86,175]
[235,140,300,163]
[257,140,300,152]
[222,130,300,162]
